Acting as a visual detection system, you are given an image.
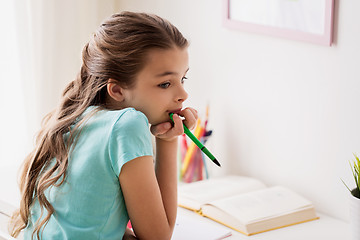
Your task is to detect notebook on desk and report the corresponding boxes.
[172,209,232,240]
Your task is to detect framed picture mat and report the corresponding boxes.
[223,0,335,46]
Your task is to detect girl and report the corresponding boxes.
[10,11,197,240]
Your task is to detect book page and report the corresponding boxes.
[179,175,266,205]
[172,210,232,240]
[205,186,313,224]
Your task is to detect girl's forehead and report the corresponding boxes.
[142,47,189,74]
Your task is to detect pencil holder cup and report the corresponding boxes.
[349,188,360,240]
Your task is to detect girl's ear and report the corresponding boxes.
[107,79,125,102]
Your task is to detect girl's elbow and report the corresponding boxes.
[135,225,174,240]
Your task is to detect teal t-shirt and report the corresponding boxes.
[25,107,154,239]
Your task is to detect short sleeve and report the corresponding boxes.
[108,109,154,176]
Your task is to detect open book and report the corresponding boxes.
[178,175,318,236]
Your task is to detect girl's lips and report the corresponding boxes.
[168,108,182,115]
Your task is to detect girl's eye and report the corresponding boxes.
[158,82,171,89]
[181,77,187,84]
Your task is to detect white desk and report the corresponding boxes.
[176,207,350,240]
[1,204,350,240]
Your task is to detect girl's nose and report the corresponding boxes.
[177,86,188,103]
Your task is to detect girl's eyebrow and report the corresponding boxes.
[156,68,189,77]
[156,71,177,77]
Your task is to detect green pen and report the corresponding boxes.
[169,113,221,167]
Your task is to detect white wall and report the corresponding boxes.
[118,0,360,222]
[0,0,120,208]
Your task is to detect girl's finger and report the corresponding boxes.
[170,113,184,136]
[150,122,172,137]
[154,113,184,140]
[180,108,198,130]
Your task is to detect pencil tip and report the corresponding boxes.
[213,159,221,167]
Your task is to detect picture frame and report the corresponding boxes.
[223,0,335,46]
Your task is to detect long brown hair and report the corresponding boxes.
[10,11,188,239]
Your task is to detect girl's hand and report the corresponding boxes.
[150,107,198,141]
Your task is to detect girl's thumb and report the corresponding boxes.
[150,122,172,136]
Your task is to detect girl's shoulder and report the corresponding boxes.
[84,106,149,130]
[115,107,148,123]
[112,108,149,132]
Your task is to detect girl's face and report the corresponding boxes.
[121,47,189,125]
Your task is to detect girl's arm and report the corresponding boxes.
[120,108,197,240]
